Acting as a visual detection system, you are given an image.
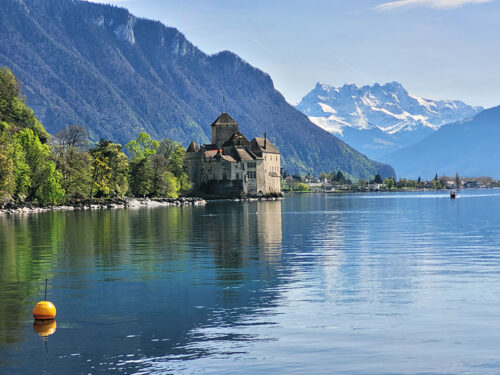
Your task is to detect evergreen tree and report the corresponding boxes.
[335,170,345,183]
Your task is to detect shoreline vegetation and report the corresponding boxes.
[282,171,500,193]
[0,195,285,215]
[0,67,196,207]
[285,187,496,195]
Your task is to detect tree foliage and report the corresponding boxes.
[16,128,64,203]
[0,68,193,204]
[0,68,64,204]
[52,125,91,198]
[89,139,129,198]
[126,134,191,198]
[125,132,159,162]
[0,67,49,143]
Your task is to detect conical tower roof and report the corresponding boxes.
[210,113,238,127]
[186,140,199,152]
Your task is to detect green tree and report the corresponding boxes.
[53,125,91,198]
[157,138,179,161]
[0,152,14,200]
[16,128,64,203]
[383,177,395,189]
[334,170,345,183]
[0,67,49,143]
[125,132,159,162]
[126,132,159,197]
[150,154,179,197]
[129,158,153,197]
[0,122,15,199]
[89,139,129,197]
[152,138,192,196]
[168,145,191,194]
[430,179,442,189]
[397,178,407,188]
[374,174,383,184]
[296,182,310,192]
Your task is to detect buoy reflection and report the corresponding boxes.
[33,319,57,338]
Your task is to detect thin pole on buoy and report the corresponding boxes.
[33,278,57,321]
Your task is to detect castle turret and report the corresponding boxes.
[211,113,238,147]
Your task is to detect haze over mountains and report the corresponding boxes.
[0,0,395,178]
[296,82,483,159]
[382,106,500,179]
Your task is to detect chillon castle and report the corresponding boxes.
[184,113,281,197]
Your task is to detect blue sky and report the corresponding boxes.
[90,0,499,107]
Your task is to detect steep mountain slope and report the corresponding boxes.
[382,106,500,179]
[296,82,482,159]
[0,0,394,178]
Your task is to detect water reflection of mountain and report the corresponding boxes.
[0,201,284,374]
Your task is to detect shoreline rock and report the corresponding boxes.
[0,197,207,215]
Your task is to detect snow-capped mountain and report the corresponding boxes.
[296,82,483,159]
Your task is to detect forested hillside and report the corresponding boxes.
[0,0,394,178]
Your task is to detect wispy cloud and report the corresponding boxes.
[375,0,491,11]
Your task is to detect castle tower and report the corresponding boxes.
[211,113,238,147]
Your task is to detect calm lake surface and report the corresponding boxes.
[1,191,500,374]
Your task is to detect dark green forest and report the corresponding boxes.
[0,67,190,204]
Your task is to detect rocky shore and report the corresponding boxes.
[0,197,207,215]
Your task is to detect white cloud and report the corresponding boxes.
[375,0,491,11]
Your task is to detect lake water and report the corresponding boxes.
[1,191,500,374]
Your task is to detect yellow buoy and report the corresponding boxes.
[33,301,57,320]
[33,319,57,337]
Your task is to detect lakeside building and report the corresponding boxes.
[184,113,281,196]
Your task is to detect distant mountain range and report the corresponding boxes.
[0,0,395,178]
[296,82,483,159]
[381,105,500,179]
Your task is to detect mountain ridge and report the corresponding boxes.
[381,105,500,179]
[0,0,395,178]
